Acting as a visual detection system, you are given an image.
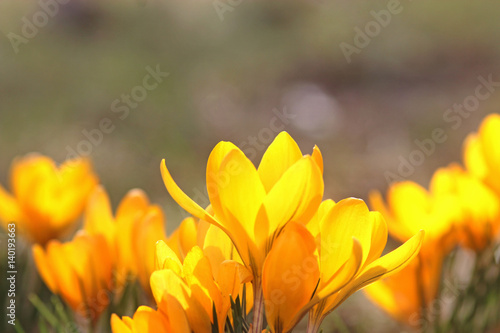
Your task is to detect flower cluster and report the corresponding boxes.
[2,115,499,333]
[365,114,500,331]
[134,131,424,333]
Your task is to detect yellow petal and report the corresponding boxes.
[160,295,191,333]
[182,246,220,321]
[150,269,211,333]
[316,237,363,298]
[177,217,199,258]
[206,141,240,217]
[131,306,171,332]
[319,198,375,280]
[111,314,132,333]
[463,134,489,180]
[196,219,211,249]
[293,238,363,330]
[203,224,237,278]
[32,244,58,293]
[311,145,324,174]
[115,189,151,281]
[116,189,150,222]
[369,190,409,243]
[215,150,265,270]
[10,154,55,207]
[217,149,266,240]
[56,157,99,225]
[307,199,335,238]
[161,160,245,263]
[479,113,500,173]
[255,156,324,253]
[215,260,245,332]
[161,159,219,226]
[155,240,182,275]
[83,186,115,248]
[0,184,23,230]
[258,131,303,192]
[334,230,425,311]
[262,223,319,333]
[365,211,388,266]
[134,207,167,292]
[46,240,83,311]
[304,238,363,327]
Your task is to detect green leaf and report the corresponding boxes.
[29,294,60,329]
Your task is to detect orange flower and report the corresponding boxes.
[33,231,113,321]
[112,219,251,333]
[0,154,98,245]
[84,186,172,293]
[161,132,324,332]
[366,167,469,326]
[111,305,190,333]
[431,164,500,251]
[370,176,461,256]
[464,113,500,195]
[160,131,324,282]
[261,199,423,333]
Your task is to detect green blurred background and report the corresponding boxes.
[1,0,500,331]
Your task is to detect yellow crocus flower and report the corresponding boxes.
[151,239,246,333]
[261,198,424,333]
[160,132,324,331]
[33,231,113,322]
[464,113,500,195]
[111,220,247,333]
[84,186,170,293]
[111,304,190,333]
[0,154,98,245]
[160,132,323,276]
[431,164,500,251]
[370,178,460,254]
[365,169,466,327]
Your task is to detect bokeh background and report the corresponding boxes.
[1,0,500,332]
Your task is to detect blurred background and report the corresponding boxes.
[1,0,500,331]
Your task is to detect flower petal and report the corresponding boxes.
[161,159,247,264]
[255,156,323,253]
[0,184,23,230]
[150,269,211,333]
[311,145,324,174]
[258,131,303,192]
[155,240,182,274]
[262,223,319,333]
[111,314,132,333]
[84,186,115,248]
[319,198,374,280]
[333,229,425,311]
[206,141,239,219]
